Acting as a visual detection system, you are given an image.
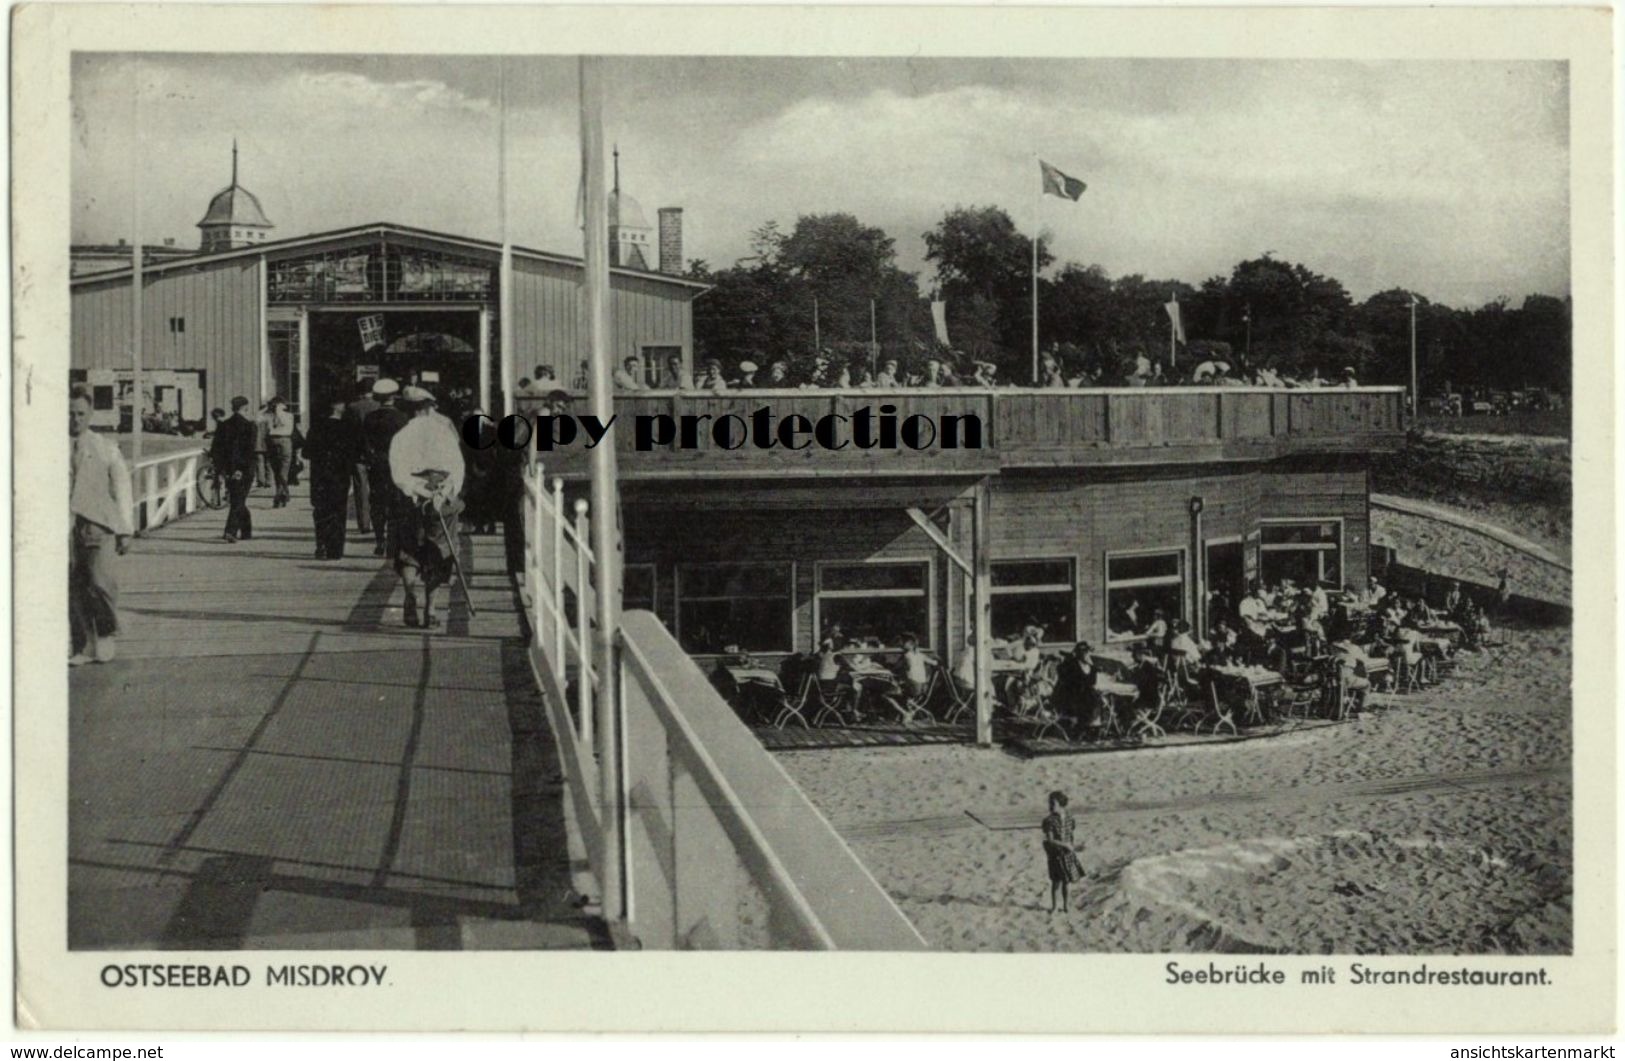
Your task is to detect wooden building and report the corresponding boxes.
[70,222,706,426]
[527,387,1405,693]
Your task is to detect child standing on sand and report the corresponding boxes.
[1041,790,1085,914]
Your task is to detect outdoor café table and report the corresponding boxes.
[844,656,901,718]
[1208,665,1285,726]
[725,665,784,691]
[1418,621,1464,649]
[721,665,786,724]
[990,656,1035,708]
[1095,676,1148,739]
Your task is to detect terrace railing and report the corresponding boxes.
[130,447,203,532]
[516,385,1406,479]
[519,457,926,950]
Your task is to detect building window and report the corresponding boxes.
[267,321,301,420]
[1259,520,1343,588]
[642,345,682,387]
[676,563,793,655]
[624,564,656,613]
[1105,550,1185,643]
[991,559,1076,643]
[815,561,930,650]
[168,316,185,334]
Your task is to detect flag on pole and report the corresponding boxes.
[931,300,951,347]
[1164,296,1186,344]
[1039,160,1087,201]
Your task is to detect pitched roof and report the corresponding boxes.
[70,220,710,292]
[198,184,273,229]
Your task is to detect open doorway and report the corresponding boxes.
[1206,538,1245,628]
[308,309,482,416]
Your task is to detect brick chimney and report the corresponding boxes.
[657,207,683,276]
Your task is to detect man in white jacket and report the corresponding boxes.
[69,387,133,664]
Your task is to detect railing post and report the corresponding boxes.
[575,497,593,748]
[144,464,158,529]
[528,461,543,649]
[553,477,567,667]
[184,453,199,515]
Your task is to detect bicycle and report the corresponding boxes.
[195,453,227,510]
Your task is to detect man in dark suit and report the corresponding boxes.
[344,379,380,533]
[210,395,259,543]
[304,397,361,559]
[362,379,410,557]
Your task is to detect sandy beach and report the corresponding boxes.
[778,621,1571,954]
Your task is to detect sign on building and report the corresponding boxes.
[357,314,385,351]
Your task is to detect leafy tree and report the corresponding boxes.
[924,205,1051,378]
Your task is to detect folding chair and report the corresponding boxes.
[1200,679,1241,736]
[810,678,856,727]
[769,674,815,730]
[1392,653,1424,695]
[939,673,975,725]
[1003,660,1064,741]
[880,666,941,728]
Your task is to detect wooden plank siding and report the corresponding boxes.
[509,257,694,388]
[71,259,262,414]
[72,226,701,419]
[609,460,1372,660]
[520,387,1405,480]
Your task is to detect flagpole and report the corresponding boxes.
[129,65,143,462]
[580,54,623,926]
[869,298,878,376]
[498,57,514,416]
[1031,153,1040,385]
[1169,292,1177,368]
[1409,295,1418,413]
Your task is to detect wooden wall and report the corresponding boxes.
[622,498,958,656]
[510,257,694,386]
[71,258,262,414]
[617,460,1370,657]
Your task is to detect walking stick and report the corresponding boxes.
[430,495,478,617]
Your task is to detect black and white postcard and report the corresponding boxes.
[11,2,1615,1034]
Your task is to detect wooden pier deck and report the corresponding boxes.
[68,482,606,950]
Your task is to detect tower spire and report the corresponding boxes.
[613,143,620,196]
[231,139,238,186]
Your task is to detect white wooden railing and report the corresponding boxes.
[518,456,926,951]
[131,447,203,532]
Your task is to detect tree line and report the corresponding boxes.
[689,205,1570,395]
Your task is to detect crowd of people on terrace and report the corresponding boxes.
[714,569,1505,744]
[512,345,1364,399]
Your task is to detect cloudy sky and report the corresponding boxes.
[72,54,1568,306]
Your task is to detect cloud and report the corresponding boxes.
[291,71,493,115]
[71,55,1569,306]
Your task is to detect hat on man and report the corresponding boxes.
[399,385,436,406]
[230,395,250,410]
[371,378,400,398]
[738,360,758,374]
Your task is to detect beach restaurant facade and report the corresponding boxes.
[529,387,1407,660]
[69,222,706,428]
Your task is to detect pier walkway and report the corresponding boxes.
[68,482,605,950]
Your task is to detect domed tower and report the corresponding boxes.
[197,141,273,253]
[607,146,653,270]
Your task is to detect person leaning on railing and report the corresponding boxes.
[69,386,134,665]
